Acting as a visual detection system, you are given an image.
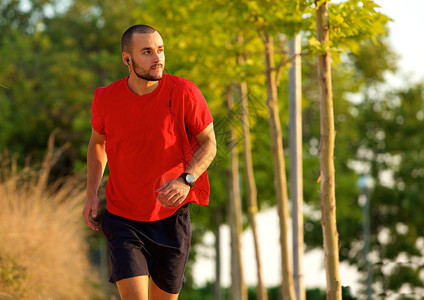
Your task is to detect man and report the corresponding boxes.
[82,24,216,300]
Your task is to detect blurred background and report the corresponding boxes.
[1,0,423,299]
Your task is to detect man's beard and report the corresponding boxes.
[131,60,164,81]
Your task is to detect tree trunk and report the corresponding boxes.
[315,1,342,299]
[263,32,296,300]
[214,209,223,300]
[240,80,268,300]
[289,34,305,300]
[227,86,248,300]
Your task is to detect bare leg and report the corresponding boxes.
[149,277,180,300]
[116,275,149,300]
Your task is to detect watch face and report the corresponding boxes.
[181,173,195,187]
[186,173,195,185]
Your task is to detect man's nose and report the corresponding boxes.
[153,51,162,62]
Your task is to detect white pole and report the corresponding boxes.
[289,34,305,300]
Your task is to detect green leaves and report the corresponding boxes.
[0,0,130,163]
[305,0,390,63]
[351,82,424,296]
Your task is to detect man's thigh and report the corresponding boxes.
[116,275,180,300]
[116,275,149,300]
[149,277,179,300]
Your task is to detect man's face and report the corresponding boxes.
[128,31,165,81]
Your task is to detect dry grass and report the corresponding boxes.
[0,135,100,299]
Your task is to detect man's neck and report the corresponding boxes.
[127,75,159,96]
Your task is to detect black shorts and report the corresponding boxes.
[101,204,191,294]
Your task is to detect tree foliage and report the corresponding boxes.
[352,82,424,297]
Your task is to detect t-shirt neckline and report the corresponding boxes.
[124,75,166,100]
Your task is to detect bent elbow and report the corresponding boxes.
[209,140,217,161]
[212,144,217,161]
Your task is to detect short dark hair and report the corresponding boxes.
[121,24,157,53]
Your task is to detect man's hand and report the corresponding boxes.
[156,178,190,207]
[82,195,100,230]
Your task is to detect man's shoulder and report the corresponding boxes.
[167,74,198,91]
[94,77,127,97]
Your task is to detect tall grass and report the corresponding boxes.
[0,135,100,299]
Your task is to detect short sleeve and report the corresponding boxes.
[184,85,213,137]
[91,90,105,135]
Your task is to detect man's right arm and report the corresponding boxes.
[82,128,107,230]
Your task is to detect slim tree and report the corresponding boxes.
[235,34,268,300]
[239,80,268,300]
[263,32,296,300]
[315,1,342,299]
[227,86,248,300]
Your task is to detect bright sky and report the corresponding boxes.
[193,0,424,295]
[375,0,424,83]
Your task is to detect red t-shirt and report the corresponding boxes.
[91,74,213,221]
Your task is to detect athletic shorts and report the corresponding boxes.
[101,204,191,294]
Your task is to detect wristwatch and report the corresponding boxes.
[180,172,195,188]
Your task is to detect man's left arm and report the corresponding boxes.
[156,122,216,207]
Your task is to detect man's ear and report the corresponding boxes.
[122,52,131,66]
